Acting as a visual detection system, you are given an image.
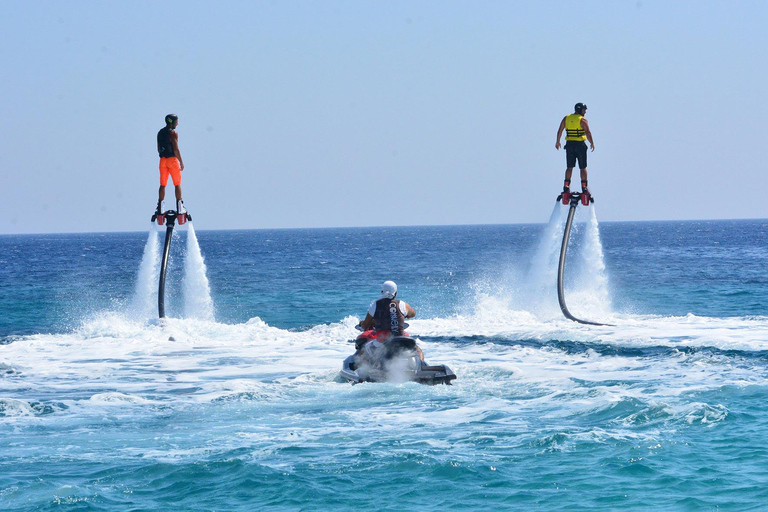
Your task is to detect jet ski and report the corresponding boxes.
[339,327,456,385]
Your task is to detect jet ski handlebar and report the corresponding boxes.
[354,323,409,332]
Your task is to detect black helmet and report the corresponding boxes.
[165,114,178,125]
[574,103,587,114]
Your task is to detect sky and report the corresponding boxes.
[1,0,767,234]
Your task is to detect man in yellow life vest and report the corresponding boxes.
[555,103,594,196]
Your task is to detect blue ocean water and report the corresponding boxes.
[1,212,768,510]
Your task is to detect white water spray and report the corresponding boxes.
[521,203,567,319]
[183,223,214,321]
[129,227,160,320]
[513,200,613,322]
[568,207,612,318]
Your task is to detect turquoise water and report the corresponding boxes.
[1,210,768,510]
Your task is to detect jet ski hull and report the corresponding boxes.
[339,335,456,385]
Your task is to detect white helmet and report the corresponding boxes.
[381,280,397,299]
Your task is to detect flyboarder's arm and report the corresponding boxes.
[170,130,185,170]
[555,117,566,149]
[582,118,594,152]
[359,313,374,330]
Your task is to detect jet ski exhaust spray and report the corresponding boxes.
[555,190,613,326]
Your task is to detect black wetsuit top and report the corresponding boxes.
[157,127,175,158]
[372,298,406,335]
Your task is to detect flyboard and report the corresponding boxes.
[151,207,192,319]
[555,190,613,326]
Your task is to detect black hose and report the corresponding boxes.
[557,200,614,326]
[158,215,177,319]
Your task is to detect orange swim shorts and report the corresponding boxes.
[159,157,182,186]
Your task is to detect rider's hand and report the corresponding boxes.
[590,143,595,152]
[555,142,561,150]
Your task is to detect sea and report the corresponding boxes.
[1,206,767,511]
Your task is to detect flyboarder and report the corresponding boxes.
[155,114,186,217]
[555,103,594,198]
[553,105,612,326]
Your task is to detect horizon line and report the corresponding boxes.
[1,216,766,237]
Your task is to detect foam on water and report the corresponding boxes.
[3,306,768,508]
[5,310,768,408]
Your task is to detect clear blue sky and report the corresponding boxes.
[1,0,766,234]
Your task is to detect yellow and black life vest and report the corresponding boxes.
[565,114,586,141]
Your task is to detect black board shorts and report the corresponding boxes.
[565,141,588,169]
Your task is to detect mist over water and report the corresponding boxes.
[2,219,768,510]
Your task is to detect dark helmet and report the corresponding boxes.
[574,103,587,115]
[165,114,178,125]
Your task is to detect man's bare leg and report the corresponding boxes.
[156,186,166,214]
[174,185,185,212]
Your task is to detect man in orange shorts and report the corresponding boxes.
[155,114,186,215]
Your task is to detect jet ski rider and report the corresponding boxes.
[357,281,424,361]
